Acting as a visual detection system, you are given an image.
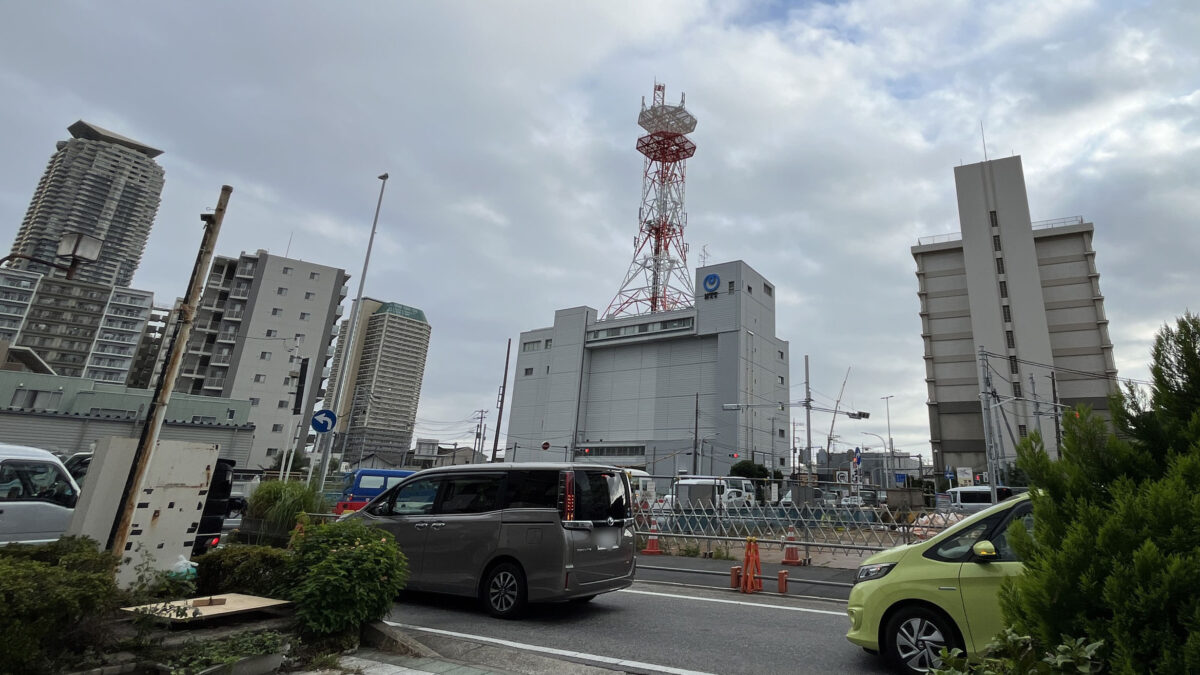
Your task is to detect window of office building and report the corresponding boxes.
[266,329,277,337]
[260,351,271,361]
[277,287,287,296]
[1013,382,1022,398]
[522,341,539,352]
[764,284,773,297]
[253,374,266,383]
[249,397,260,406]
[989,210,999,228]
[309,272,319,280]
[777,375,785,385]
[305,292,315,300]
[523,367,533,376]
[1018,424,1028,438]
[271,307,282,316]
[544,339,552,349]
[299,312,310,321]
[1002,305,1012,323]
[1006,330,1015,348]
[999,281,1008,298]
[282,266,293,275]
[294,333,305,344]
[277,400,289,408]
[993,235,1002,251]
[1009,355,1019,374]
[996,258,1005,275]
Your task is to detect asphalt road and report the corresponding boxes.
[388,581,893,674]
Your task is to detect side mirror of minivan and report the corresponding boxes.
[972,540,999,562]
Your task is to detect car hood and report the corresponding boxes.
[859,541,920,567]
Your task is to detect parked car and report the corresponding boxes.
[0,444,80,545]
[846,493,1032,673]
[841,494,865,508]
[947,485,1015,513]
[345,463,636,618]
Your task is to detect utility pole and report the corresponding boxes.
[805,355,813,471]
[1049,371,1063,449]
[321,173,389,491]
[490,339,511,462]
[978,347,999,505]
[472,409,488,463]
[282,357,311,479]
[108,185,232,557]
[692,392,700,474]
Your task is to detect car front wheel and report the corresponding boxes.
[884,606,959,674]
[482,561,527,619]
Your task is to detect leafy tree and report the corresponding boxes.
[1002,313,1200,672]
[729,459,769,479]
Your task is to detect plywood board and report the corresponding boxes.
[121,592,291,623]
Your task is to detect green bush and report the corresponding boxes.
[1001,313,1200,672]
[246,480,329,534]
[195,545,292,598]
[148,630,288,675]
[0,544,119,674]
[934,629,1104,674]
[289,519,408,637]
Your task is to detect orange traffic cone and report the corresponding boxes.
[781,524,803,566]
[740,537,763,593]
[641,519,663,555]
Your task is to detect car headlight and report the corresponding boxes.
[855,562,896,584]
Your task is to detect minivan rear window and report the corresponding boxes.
[574,470,629,521]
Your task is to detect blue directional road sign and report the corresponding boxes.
[944,467,954,481]
[311,409,337,433]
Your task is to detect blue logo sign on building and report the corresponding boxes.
[702,273,721,299]
[311,409,337,433]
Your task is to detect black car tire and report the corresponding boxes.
[482,561,527,619]
[884,606,959,674]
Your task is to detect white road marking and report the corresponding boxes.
[385,621,716,675]
[620,588,847,616]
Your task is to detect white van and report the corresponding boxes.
[673,476,757,508]
[0,444,80,545]
[946,485,1015,513]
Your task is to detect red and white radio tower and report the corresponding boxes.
[605,83,697,318]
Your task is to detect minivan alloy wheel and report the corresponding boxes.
[483,562,527,618]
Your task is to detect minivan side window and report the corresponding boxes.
[959,490,993,504]
[438,474,503,515]
[503,470,559,509]
[574,470,629,521]
[386,478,439,516]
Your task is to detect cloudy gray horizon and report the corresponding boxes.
[2,1,1196,463]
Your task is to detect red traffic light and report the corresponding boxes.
[729,453,740,458]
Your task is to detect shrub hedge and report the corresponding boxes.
[195,544,292,598]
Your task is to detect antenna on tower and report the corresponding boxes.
[980,120,989,161]
[605,82,698,318]
[699,245,710,267]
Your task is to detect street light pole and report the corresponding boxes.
[319,173,388,491]
[881,395,895,488]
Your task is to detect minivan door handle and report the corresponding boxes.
[413,522,429,530]
[429,521,445,530]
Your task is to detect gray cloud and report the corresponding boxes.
[1,0,1196,457]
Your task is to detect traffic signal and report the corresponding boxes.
[729,453,740,458]
[582,448,591,455]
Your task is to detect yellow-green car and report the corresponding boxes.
[846,493,1033,674]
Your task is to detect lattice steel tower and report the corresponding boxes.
[605,83,697,318]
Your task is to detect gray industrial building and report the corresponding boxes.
[912,155,1118,478]
[8,121,165,288]
[164,249,349,469]
[0,266,154,382]
[506,260,791,475]
[0,370,254,463]
[326,299,431,461]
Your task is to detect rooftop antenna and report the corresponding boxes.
[285,231,294,257]
[980,120,989,161]
[699,244,710,267]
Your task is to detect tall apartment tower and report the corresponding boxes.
[912,155,1117,478]
[326,299,431,462]
[168,250,349,468]
[9,121,165,287]
[0,266,154,381]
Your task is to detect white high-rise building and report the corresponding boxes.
[326,299,431,463]
[9,121,165,288]
[166,250,349,468]
[912,156,1118,478]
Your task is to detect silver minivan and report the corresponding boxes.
[0,444,80,545]
[347,462,636,618]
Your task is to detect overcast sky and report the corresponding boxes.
[2,1,1196,462]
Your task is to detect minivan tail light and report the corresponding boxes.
[562,470,576,522]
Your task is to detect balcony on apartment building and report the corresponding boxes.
[235,263,257,278]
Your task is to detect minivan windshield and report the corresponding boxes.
[574,469,629,521]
